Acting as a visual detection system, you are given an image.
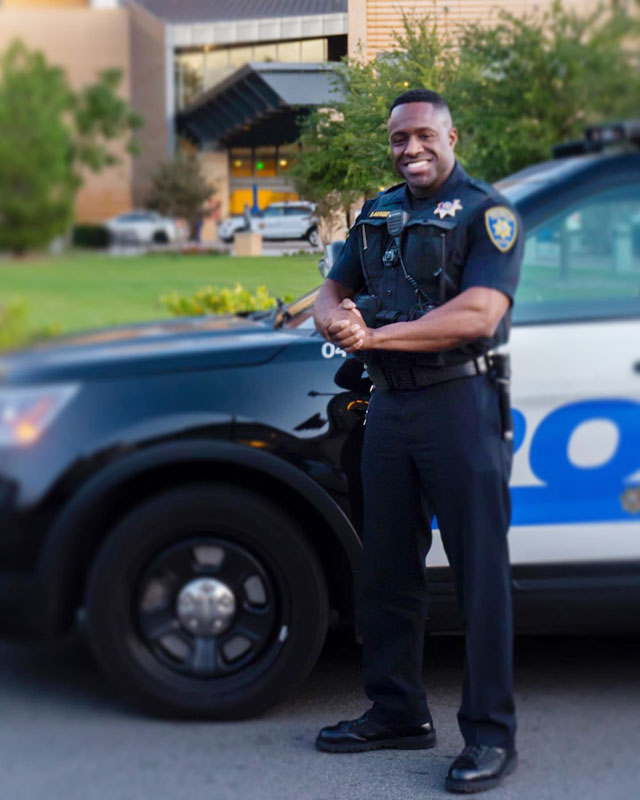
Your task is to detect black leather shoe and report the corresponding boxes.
[445,745,517,793]
[315,712,436,753]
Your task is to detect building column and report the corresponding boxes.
[348,0,368,59]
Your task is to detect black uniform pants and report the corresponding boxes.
[360,372,516,750]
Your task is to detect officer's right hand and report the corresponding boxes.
[327,313,367,350]
[319,302,363,340]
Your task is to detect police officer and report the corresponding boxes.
[313,89,523,793]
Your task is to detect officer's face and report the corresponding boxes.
[388,102,458,197]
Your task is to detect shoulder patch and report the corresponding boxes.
[369,210,390,218]
[484,206,518,253]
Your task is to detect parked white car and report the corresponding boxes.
[218,214,250,243]
[250,202,319,247]
[106,211,188,245]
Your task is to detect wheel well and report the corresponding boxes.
[55,460,357,633]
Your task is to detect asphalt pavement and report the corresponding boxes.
[0,630,637,800]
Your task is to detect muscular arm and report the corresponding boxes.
[329,287,510,353]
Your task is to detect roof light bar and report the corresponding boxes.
[553,119,640,158]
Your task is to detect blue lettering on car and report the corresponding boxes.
[511,399,640,525]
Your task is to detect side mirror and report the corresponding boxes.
[318,240,346,278]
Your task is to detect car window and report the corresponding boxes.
[284,206,307,216]
[513,185,640,323]
[120,213,152,222]
[262,207,283,218]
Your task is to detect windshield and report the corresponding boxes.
[281,287,320,330]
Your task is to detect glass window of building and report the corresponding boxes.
[229,46,254,67]
[204,48,230,82]
[277,41,302,62]
[254,147,277,178]
[253,43,278,62]
[177,52,204,108]
[277,146,296,174]
[230,148,253,178]
[301,38,327,61]
[205,48,229,70]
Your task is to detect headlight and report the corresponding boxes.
[0,384,79,447]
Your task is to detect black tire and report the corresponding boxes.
[85,484,329,719]
[152,230,169,244]
[306,227,319,247]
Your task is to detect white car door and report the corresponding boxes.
[508,183,640,570]
[427,178,640,574]
[141,213,160,242]
[282,206,305,239]
[256,207,284,239]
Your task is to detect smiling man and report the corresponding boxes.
[313,89,523,793]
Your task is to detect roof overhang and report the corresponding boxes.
[170,13,347,49]
[177,62,342,147]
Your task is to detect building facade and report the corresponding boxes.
[0,0,606,226]
[348,0,601,61]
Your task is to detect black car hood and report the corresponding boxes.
[0,314,298,384]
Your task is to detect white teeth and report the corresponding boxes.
[406,160,430,172]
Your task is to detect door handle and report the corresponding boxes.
[634,361,640,374]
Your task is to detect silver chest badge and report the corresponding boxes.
[434,199,462,219]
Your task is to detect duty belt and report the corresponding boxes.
[366,357,489,391]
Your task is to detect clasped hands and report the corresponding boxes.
[322,298,372,353]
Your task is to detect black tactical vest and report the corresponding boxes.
[354,176,500,368]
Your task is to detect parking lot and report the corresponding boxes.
[1,630,637,800]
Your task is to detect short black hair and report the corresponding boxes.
[388,89,450,118]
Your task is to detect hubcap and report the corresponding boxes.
[176,577,236,637]
[136,537,280,678]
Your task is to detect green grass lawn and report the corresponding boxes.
[0,250,321,335]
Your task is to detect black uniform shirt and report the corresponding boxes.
[327,162,523,366]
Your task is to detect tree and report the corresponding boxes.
[450,0,640,180]
[0,40,141,255]
[292,0,640,207]
[145,151,215,236]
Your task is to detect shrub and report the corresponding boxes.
[72,224,111,249]
[160,283,294,316]
[0,298,60,351]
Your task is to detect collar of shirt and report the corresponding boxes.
[402,161,467,210]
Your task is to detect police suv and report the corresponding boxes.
[0,123,638,719]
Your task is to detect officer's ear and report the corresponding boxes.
[449,127,459,149]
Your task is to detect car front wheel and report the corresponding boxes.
[85,484,329,719]
[306,227,320,247]
[152,230,169,244]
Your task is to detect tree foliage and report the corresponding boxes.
[451,0,640,179]
[292,0,640,215]
[145,151,215,234]
[0,40,141,254]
